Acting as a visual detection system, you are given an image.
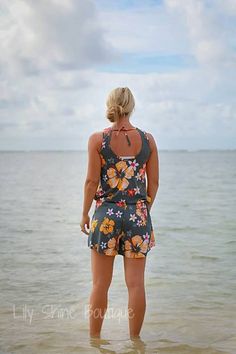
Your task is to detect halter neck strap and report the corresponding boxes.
[110,126,136,136]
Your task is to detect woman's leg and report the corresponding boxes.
[123,256,146,338]
[89,249,115,337]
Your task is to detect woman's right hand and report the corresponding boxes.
[80,213,90,235]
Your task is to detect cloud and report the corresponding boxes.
[0,0,120,144]
[0,0,235,150]
[97,4,190,55]
[165,0,236,67]
[0,0,119,76]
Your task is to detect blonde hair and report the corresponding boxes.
[106,87,135,123]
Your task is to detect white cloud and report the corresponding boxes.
[97,5,190,55]
[165,0,236,66]
[0,0,235,150]
[0,0,119,76]
[216,0,236,15]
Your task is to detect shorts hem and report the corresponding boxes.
[88,244,117,257]
[88,244,152,258]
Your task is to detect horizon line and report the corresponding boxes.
[0,149,235,153]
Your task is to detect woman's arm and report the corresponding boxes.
[146,133,159,211]
[80,132,102,235]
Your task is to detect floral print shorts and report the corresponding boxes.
[88,199,155,258]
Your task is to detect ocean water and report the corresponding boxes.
[0,150,235,354]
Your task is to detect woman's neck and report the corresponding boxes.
[111,117,135,130]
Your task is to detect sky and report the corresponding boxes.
[0,0,236,151]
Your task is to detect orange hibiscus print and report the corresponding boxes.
[107,161,134,191]
[100,153,106,167]
[124,235,148,258]
[91,219,98,232]
[104,237,118,256]
[92,243,100,252]
[99,217,115,235]
[136,200,148,226]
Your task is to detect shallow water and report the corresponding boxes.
[0,150,235,353]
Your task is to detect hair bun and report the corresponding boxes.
[106,104,124,122]
[105,87,135,123]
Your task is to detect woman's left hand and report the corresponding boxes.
[80,214,90,235]
[150,230,156,248]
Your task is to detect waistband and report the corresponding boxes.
[98,199,149,205]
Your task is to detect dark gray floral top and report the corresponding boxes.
[94,126,151,209]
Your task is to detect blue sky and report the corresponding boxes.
[97,54,197,73]
[0,0,235,150]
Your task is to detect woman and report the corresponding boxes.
[80,87,159,339]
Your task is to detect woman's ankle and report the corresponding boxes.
[130,333,141,340]
[90,332,101,339]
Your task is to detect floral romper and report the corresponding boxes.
[88,126,156,258]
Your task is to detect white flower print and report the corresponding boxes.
[136,219,143,227]
[143,232,150,243]
[128,159,139,171]
[129,213,137,222]
[101,141,106,149]
[103,175,108,182]
[116,210,123,218]
[135,173,142,181]
[106,208,114,216]
[100,241,107,249]
[134,187,140,194]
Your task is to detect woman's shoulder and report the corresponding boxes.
[89,127,110,139]
[138,128,154,141]
[139,129,157,152]
[87,131,103,150]
[88,128,111,152]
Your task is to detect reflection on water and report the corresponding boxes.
[0,151,235,353]
[89,337,148,354]
[89,336,228,354]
